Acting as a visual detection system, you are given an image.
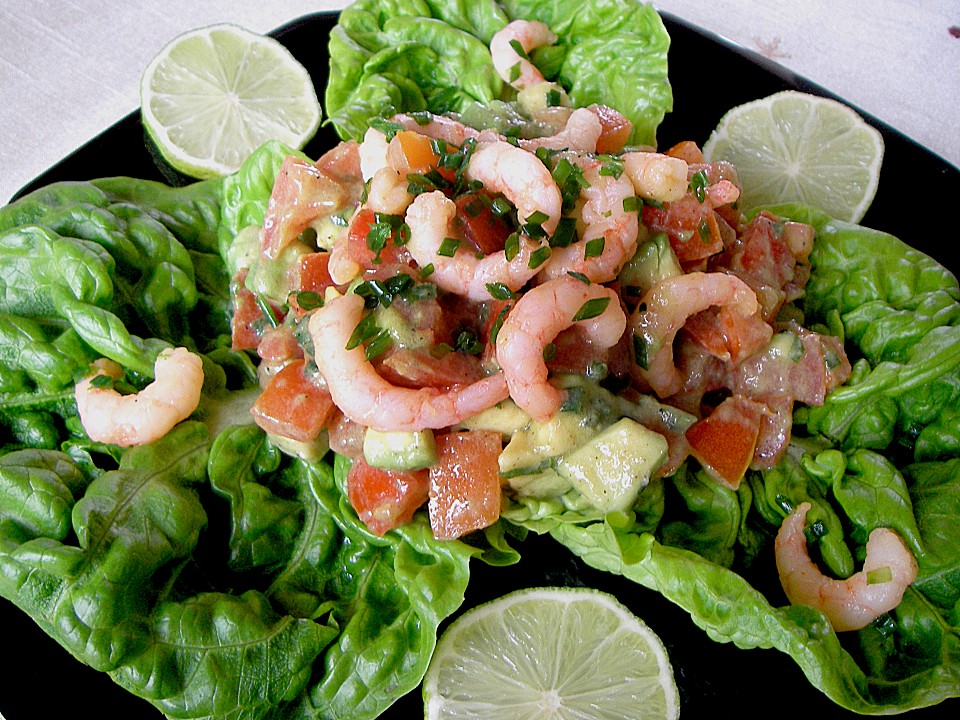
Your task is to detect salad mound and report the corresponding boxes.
[1,1,959,719]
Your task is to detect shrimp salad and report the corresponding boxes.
[2,1,960,718]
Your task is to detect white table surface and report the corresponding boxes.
[1,0,958,204]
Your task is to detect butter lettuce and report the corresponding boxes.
[326,0,671,146]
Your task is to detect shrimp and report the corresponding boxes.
[366,166,414,215]
[519,107,603,153]
[308,292,509,432]
[490,20,558,90]
[632,272,769,398]
[495,274,626,420]
[537,152,639,283]
[74,347,204,447]
[405,190,547,301]
[466,139,563,236]
[393,112,485,147]
[358,127,390,182]
[622,151,690,203]
[776,502,918,632]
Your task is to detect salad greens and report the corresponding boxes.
[1,0,959,717]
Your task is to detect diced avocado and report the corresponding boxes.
[363,428,437,471]
[269,431,330,463]
[557,418,667,513]
[457,399,531,437]
[516,81,571,116]
[507,467,572,498]
[374,304,432,350]
[499,410,596,477]
[225,224,261,277]
[768,330,805,362]
[246,239,312,302]
[618,232,682,298]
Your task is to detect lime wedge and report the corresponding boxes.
[140,24,321,179]
[702,90,883,222]
[423,586,680,720]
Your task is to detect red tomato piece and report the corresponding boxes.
[377,347,486,389]
[250,359,335,442]
[347,458,430,537]
[455,193,512,256]
[590,104,633,154]
[685,395,766,489]
[642,196,724,264]
[231,271,282,351]
[345,207,410,269]
[298,251,334,292]
[428,430,503,540]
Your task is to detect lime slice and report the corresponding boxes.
[423,587,680,720]
[702,90,883,222]
[140,24,321,179]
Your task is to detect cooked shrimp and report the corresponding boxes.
[308,293,509,432]
[366,166,414,215]
[519,107,603,153]
[537,152,639,283]
[622,151,690,203]
[393,112,485,147]
[74,347,204,447]
[466,139,563,235]
[495,274,626,420]
[776,502,918,632]
[405,190,547,301]
[632,272,768,398]
[490,20,558,90]
[359,127,390,181]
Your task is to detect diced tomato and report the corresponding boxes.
[683,306,772,365]
[428,430,503,540]
[685,395,766,489]
[642,196,724,264]
[250,359,335,442]
[297,251,334,292]
[396,131,440,172]
[328,411,365,460]
[665,140,704,164]
[377,347,486,389]
[345,207,410,269]
[347,458,430,537]
[261,156,347,260]
[257,326,303,364]
[751,395,792,471]
[480,299,512,366]
[590,104,633,154]
[454,193,513,256]
[231,270,282,351]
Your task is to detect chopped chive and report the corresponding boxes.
[542,342,557,361]
[438,237,461,257]
[409,111,432,126]
[490,196,513,216]
[632,332,650,369]
[455,329,483,355]
[573,297,610,322]
[545,88,563,107]
[599,156,624,179]
[504,232,521,261]
[365,221,394,263]
[89,374,114,389]
[689,169,710,203]
[867,566,893,585]
[430,138,449,156]
[397,222,411,246]
[364,330,392,361]
[295,290,324,311]
[403,282,437,302]
[521,220,547,239]
[559,385,584,413]
[508,62,522,83]
[255,294,278,328]
[550,216,578,248]
[643,196,666,210]
[697,218,712,243]
[430,342,454,358]
[369,117,406,140]
[346,313,380,350]
[525,210,549,225]
[485,282,516,300]
[622,196,642,212]
[488,304,512,345]
[567,271,590,284]
[508,38,530,60]
[528,246,552,269]
[584,236,605,259]
[420,262,435,278]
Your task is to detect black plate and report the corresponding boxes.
[3,10,959,720]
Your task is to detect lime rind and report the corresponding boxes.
[703,90,883,223]
[140,24,321,180]
[423,586,680,720]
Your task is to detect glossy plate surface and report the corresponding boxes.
[3,11,959,720]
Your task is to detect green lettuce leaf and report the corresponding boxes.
[326,0,672,146]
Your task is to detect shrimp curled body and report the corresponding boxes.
[496,274,626,421]
[490,20,558,90]
[776,502,918,632]
[75,347,204,447]
[309,293,509,432]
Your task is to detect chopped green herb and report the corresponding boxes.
[642,196,665,210]
[364,330,392,361]
[430,342,454,358]
[455,329,483,355]
[550,216,578,248]
[486,282,516,300]
[632,332,650,369]
[545,88,563,107]
[89,374,115,390]
[567,271,590,284]
[508,38,530,60]
[584,236,605,259]
[528,246,552,269]
[622,196,642,213]
[504,232,521,261]
[559,385,585,413]
[365,221,394,263]
[867,566,894,585]
[346,312,380,350]
[490,196,513,216]
[369,117,406,141]
[255,294,278,328]
[488,304,512,345]
[573,297,610,322]
[697,219,712,243]
[420,263,435,278]
[294,290,324,311]
[542,342,557,361]
[689,169,710,203]
[508,62,522,83]
[599,156,624,179]
[438,237,461,257]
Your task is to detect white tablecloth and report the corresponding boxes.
[2,0,957,203]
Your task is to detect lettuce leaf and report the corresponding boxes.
[325,0,672,146]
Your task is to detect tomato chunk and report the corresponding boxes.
[685,395,765,489]
[590,104,633,154]
[347,458,430,537]
[250,360,335,442]
[455,193,513,256]
[231,270,282,351]
[377,347,486,389]
[428,430,503,540]
[346,207,410,268]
